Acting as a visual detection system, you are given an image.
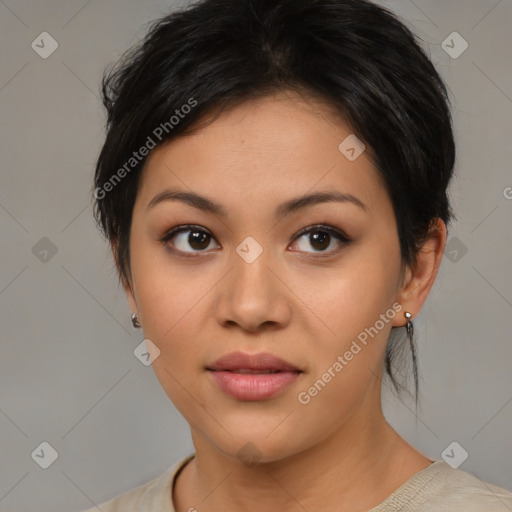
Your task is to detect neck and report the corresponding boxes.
[173,387,430,512]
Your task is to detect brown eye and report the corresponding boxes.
[160,225,220,254]
[309,231,330,251]
[290,225,351,254]
[188,230,211,250]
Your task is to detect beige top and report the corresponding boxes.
[81,454,512,511]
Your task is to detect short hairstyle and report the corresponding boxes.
[93,0,456,400]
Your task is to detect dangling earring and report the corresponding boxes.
[404,311,413,337]
[404,311,418,400]
[131,313,141,329]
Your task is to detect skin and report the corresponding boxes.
[120,90,446,512]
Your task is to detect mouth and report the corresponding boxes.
[206,352,303,401]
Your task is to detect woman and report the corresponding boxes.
[85,0,512,510]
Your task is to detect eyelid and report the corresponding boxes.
[159,224,213,243]
[292,224,351,243]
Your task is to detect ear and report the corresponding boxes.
[123,277,138,315]
[111,241,138,314]
[391,218,447,327]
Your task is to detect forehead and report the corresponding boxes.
[136,91,387,217]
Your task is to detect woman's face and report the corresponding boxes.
[125,91,413,462]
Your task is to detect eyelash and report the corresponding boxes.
[158,223,352,258]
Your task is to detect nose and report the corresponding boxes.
[214,242,292,333]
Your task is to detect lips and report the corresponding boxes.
[206,351,302,373]
[206,351,303,401]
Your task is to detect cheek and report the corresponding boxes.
[130,246,211,411]
[291,264,398,439]
[129,240,199,355]
[131,236,204,328]
[295,241,400,344]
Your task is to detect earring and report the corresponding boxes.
[131,313,141,329]
[404,310,418,400]
[404,311,413,337]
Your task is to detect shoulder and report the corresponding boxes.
[422,463,512,511]
[372,461,512,512]
[79,454,194,512]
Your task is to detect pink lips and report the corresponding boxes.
[206,351,302,401]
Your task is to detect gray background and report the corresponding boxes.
[1,1,511,511]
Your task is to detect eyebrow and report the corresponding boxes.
[146,188,367,218]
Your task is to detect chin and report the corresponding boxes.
[206,423,310,466]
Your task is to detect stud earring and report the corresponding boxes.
[131,313,141,329]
